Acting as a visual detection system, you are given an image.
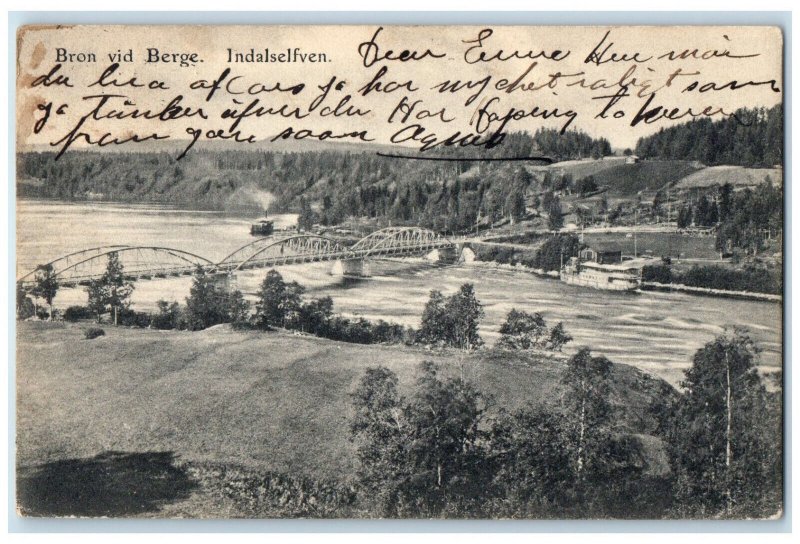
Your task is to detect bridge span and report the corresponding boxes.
[17,227,463,290]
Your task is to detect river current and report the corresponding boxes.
[17,199,782,387]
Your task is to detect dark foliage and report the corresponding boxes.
[184,267,249,330]
[666,331,782,518]
[84,327,105,340]
[416,284,484,350]
[117,308,152,328]
[63,305,94,322]
[18,129,611,230]
[151,300,183,330]
[635,105,783,167]
[532,234,582,271]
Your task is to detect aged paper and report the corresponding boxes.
[16,24,783,519]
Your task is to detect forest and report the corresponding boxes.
[16,128,606,228]
[634,105,783,167]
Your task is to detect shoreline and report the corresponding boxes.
[468,259,781,303]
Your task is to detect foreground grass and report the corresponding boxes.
[16,321,675,517]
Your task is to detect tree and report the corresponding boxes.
[416,289,448,346]
[533,234,581,272]
[560,348,613,501]
[255,269,305,329]
[298,295,334,334]
[677,205,693,229]
[85,280,106,322]
[575,176,598,196]
[547,198,564,231]
[546,322,573,351]
[667,330,781,518]
[16,282,35,320]
[297,196,316,231]
[349,366,407,516]
[498,309,548,350]
[505,190,526,224]
[416,285,483,351]
[31,264,59,320]
[718,183,734,222]
[444,283,484,351]
[694,195,718,227]
[402,361,492,516]
[350,362,493,517]
[184,267,248,330]
[101,252,134,325]
[152,299,182,330]
[490,407,573,516]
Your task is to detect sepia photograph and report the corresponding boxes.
[13,21,784,521]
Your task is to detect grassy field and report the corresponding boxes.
[590,160,702,197]
[540,157,630,179]
[674,166,782,190]
[582,232,721,260]
[16,321,675,517]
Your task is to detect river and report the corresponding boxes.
[16,199,783,388]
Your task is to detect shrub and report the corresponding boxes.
[84,327,105,340]
[232,320,263,331]
[641,264,672,284]
[63,305,94,322]
[17,297,36,320]
[118,308,152,328]
[151,300,182,330]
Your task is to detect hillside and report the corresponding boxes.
[17,322,676,488]
[540,156,630,179]
[673,166,782,190]
[590,160,703,197]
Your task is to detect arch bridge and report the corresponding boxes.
[17,245,214,290]
[18,227,459,289]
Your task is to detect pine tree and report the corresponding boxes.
[31,263,59,320]
[101,252,134,325]
[255,269,305,328]
[548,198,564,231]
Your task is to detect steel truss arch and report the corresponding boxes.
[350,227,452,258]
[18,246,214,288]
[232,235,350,272]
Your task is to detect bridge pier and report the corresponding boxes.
[426,245,461,264]
[331,259,372,278]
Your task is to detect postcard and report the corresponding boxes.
[15,23,783,519]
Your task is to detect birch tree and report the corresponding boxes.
[560,348,612,503]
[668,330,780,518]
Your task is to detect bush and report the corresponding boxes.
[84,327,105,340]
[232,320,263,331]
[150,300,183,330]
[641,264,672,284]
[118,308,152,328]
[17,296,36,320]
[63,305,95,322]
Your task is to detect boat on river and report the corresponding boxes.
[560,244,643,291]
[250,219,274,236]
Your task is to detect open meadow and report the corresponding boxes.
[16,321,674,517]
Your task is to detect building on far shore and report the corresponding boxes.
[579,244,623,265]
